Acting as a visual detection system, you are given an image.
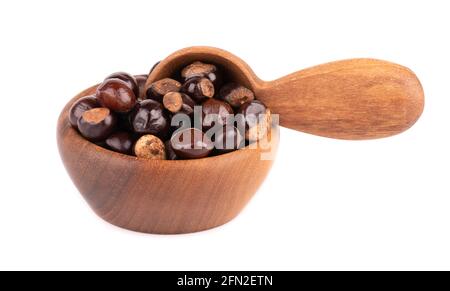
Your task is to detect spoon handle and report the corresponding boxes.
[256,59,424,139]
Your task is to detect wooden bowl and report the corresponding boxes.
[57,46,424,234]
[57,85,279,234]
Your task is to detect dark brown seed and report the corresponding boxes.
[163,92,196,115]
[105,72,139,98]
[105,131,134,155]
[146,78,181,102]
[201,98,234,130]
[115,112,133,132]
[134,134,166,159]
[170,112,194,132]
[181,77,215,102]
[237,100,271,141]
[219,83,255,108]
[129,99,170,139]
[163,92,183,113]
[181,61,215,79]
[96,78,137,113]
[181,61,223,87]
[165,140,178,160]
[134,74,148,100]
[170,128,213,159]
[69,95,99,128]
[77,108,117,142]
[213,126,244,153]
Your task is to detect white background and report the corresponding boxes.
[0,0,449,271]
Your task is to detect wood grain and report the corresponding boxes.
[57,86,278,234]
[257,58,424,139]
[149,46,424,139]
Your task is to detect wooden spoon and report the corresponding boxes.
[57,47,424,235]
[147,46,424,139]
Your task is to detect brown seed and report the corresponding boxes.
[146,78,181,102]
[181,61,222,87]
[105,131,134,155]
[237,100,271,142]
[219,83,255,108]
[134,134,166,160]
[69,95,99,128]
[181,77,214,102]
[198,78,215,97]
[134,74,148,100]
[201,98,234,130]
[83,108,109,123]
[163,92,183,113]
[170,128,213,159]
[163,92,196,115]
[104,72,139,98]
[181,61,217,80]
[213,125,245,153]
[246,108,271,142]
[96,78,137,113]
[129,99,170,139]
[77,107,117,142]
